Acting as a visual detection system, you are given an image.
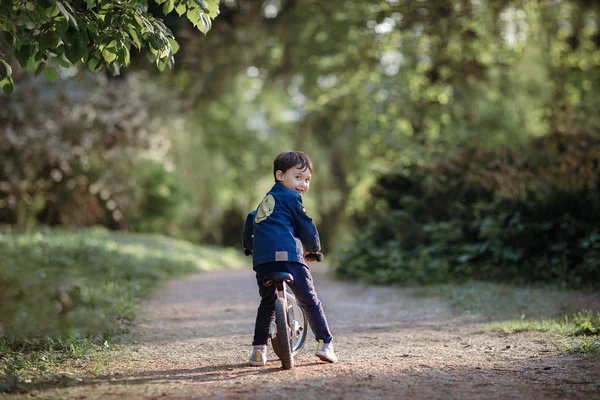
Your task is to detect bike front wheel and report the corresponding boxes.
[274,297,294,369]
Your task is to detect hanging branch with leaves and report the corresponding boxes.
[0,0,220,94]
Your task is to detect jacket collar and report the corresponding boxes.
[271,182,295,194]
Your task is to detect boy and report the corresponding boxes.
[242,150,338,366]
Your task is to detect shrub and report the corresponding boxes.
[335,133,600,289]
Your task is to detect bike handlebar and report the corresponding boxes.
[244,249,323,262]
[305,252,324,262]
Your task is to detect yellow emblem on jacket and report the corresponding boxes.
[255,194,275,223]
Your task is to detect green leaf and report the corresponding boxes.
[102,48,117,63]
[88,56,102,72]
[35,62,45,77]
[38,32,55,53]
[148,36,163,51]
[45,5,60,17]
[204,0,220,18]
[56,16,70,35]
[186,8,200,27]
[25,57,37,72]
[127,27,141,49]
[53,56,70,68]
[25,2,35,11]
[134,14,154,34]
[64,36,82,63]
[15,45,32,68]
[175,4,186,16]
[68,16,79,30]
[78,38,90,62]
[134,14,145,29]
[56,1,71,22]
[198,12,211,34]
[163,0,174,14]
[168,38,179,55]
[157,57,168,71]
[0,59,13,79]
[0,76,14,95]
[195,0,209,13]
[122,46,130,65]
[44,66,59,82]
[108,62,120,76]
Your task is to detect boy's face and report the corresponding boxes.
[276,165,312,195]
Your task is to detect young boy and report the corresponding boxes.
[242,150,338,366]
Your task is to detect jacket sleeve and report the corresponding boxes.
[290,195,321,253]
[242,211,255,251]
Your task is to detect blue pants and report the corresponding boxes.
[252,261,333,346]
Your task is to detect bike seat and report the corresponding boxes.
[263,272,294,286]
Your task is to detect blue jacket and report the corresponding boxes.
[243,182,321,267]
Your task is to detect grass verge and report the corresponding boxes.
[482,311,600,354]
[410,281,600,354]
[0,226,247,392]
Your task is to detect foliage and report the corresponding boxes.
[0,71,186,232]
[129,158,188,233]
[0,0,220,94]
[170,0,600,250]
[0,226,245,338]
[168,74,296,245]
[335,133,600,288]
[2,0,600,254]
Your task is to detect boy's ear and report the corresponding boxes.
[275,170,283,181]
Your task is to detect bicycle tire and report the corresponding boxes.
[271,291,307,357]
[274,298,294,369]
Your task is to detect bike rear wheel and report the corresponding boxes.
[271,290,307,357]
[274,297,294,369]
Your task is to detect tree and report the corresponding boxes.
[0,0,220,94]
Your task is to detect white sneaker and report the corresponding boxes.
[315,340,338,363]
[249,345,267,366]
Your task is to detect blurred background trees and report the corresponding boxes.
[1,0,599,287]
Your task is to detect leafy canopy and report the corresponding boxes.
[0,0,220,94]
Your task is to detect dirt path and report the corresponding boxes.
[20,265,600,399]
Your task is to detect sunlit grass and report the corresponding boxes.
[485,310,600,336]
[0,226,247,389]
[411,282,600,354]
[0,226,247,337]
[483,311,600,354]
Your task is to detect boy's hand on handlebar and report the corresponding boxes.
[304,252,323,262]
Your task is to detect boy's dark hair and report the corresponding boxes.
[273,150,313,182]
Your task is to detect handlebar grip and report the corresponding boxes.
[245,249,252,256]
[305,252,323,262]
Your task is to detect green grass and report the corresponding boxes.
[484,310,600,336]
[410,282,600,354]
[0,226,247,390]
[483,311,600,354]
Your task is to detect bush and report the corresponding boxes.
[335,133,600,289]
